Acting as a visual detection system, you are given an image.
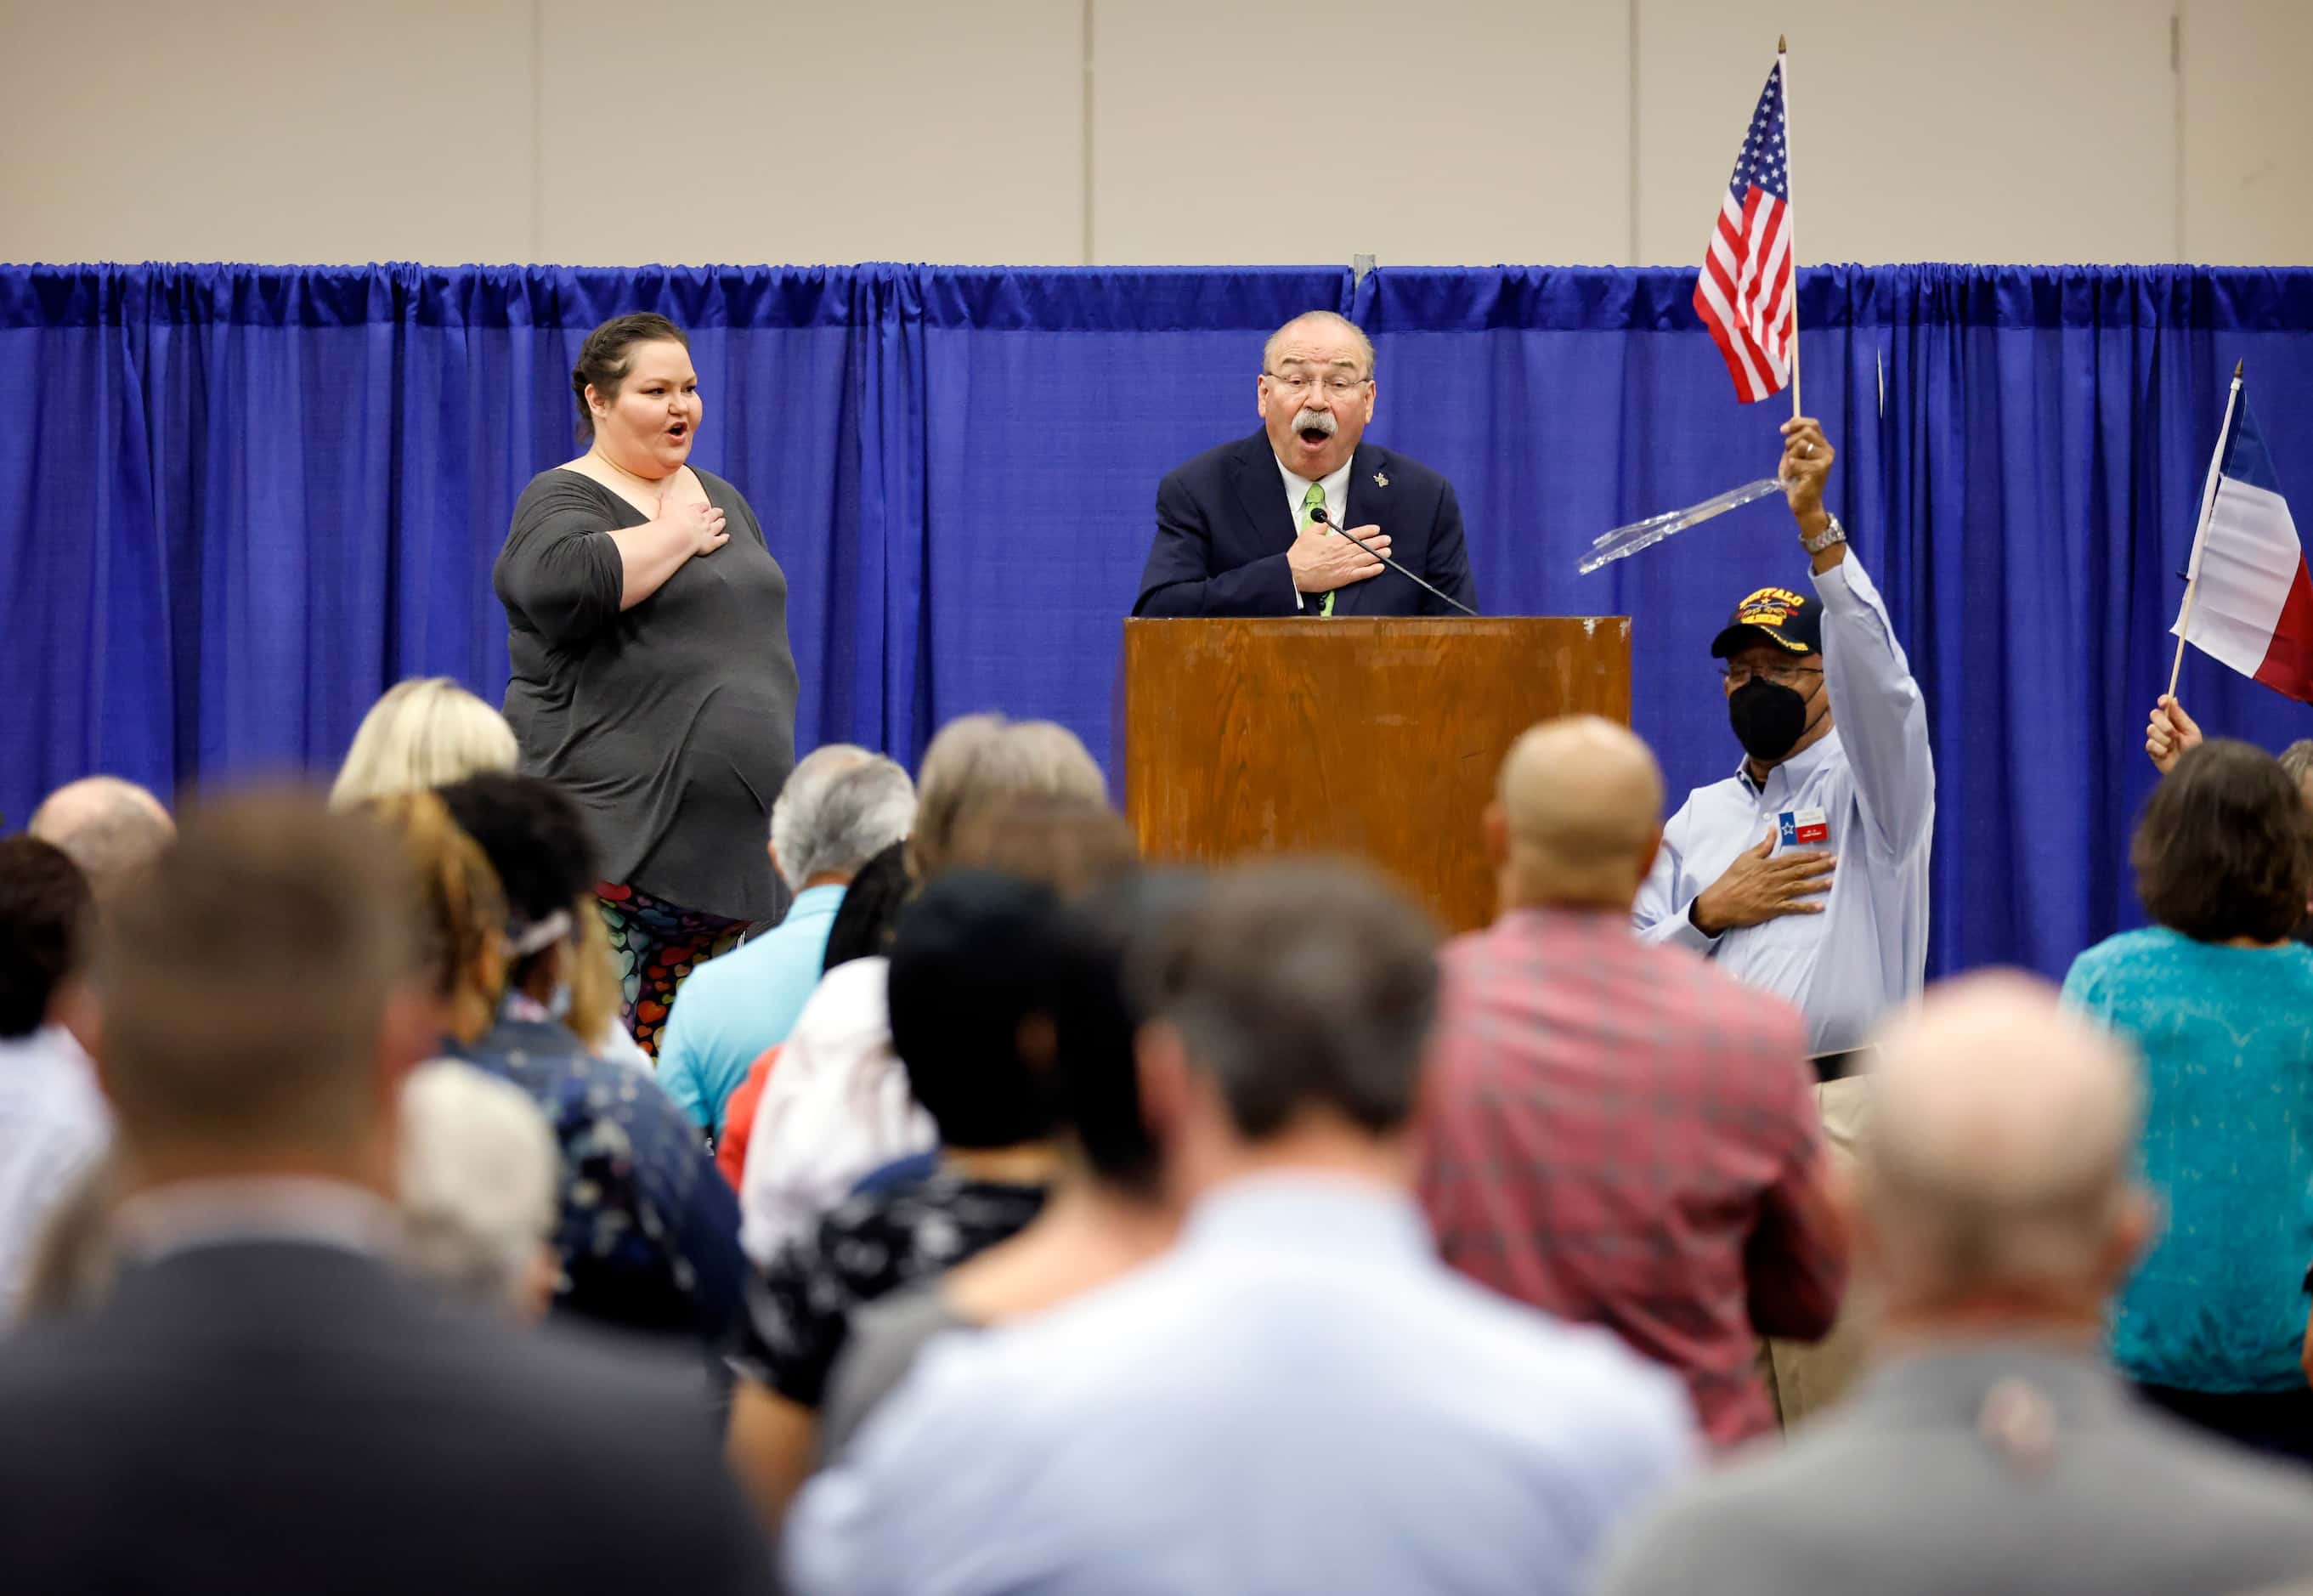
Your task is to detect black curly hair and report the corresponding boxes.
[434,773,600,946]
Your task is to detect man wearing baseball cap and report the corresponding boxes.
[1632,418,1935,1058]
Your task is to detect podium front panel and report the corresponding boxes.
[1120,617,1632,933]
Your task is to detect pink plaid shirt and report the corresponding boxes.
[1418,907,1846,1446]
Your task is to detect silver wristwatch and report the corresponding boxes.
[1801,513,1846,556]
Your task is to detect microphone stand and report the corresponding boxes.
[1308,507,1479,618]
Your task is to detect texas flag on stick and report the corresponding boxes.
[2169,365,2313,705]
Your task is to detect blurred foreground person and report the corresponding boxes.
[727,871,1066,1519]
[785,862,1692,1596]
[20,1061,565,1326]
[0,839,108,1317]
[1597,974,2313,1596]
[815,872,1201,1458]
[0,793,772,1594]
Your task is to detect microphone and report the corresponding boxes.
[1308,506,1479,618]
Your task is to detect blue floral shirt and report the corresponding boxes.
[452,1014,745,1349]
[2062,927,2313,1391]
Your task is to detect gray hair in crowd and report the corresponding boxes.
[396,1059,559,1316]
[1140,859,1439,1140]
[28,777,175,897]
[770,745,918,893]
[908,714,1107,883]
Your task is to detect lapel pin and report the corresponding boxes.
[1373,471,1388,488]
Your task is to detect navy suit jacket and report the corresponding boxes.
[1134,431,1479,618]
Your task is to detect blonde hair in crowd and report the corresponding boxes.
[335,684,621,1048]
[564,897,620,1049]
[331,678,519,810]
[364,791,506,1046]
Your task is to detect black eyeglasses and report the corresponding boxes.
[1262,371,1371,398]
[1717,663,1824,688]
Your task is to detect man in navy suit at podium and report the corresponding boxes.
[1134,311,1479,619]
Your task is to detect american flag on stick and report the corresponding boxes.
[1694,42,1798,408]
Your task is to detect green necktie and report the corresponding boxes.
[1301,482,1334,618]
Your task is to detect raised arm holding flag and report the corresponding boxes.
[2164,365,2313,705]
[2145,365,2312,775]
[1623,38,1937,1055]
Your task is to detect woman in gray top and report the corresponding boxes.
[495,314,799,1056]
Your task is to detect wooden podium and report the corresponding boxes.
[1118,617,1632,933]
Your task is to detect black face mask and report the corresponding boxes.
[1728,677,1811,762]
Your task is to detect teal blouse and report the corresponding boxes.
[2062,927,2313,1392]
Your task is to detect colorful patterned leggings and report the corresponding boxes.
[594,882,749,1058]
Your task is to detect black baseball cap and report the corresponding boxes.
[1710,585,1823,658]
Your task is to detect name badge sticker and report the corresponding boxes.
[1791,806,1829,846]
[1775,812,1799,849]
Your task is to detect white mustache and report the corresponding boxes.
[1293,409,1337,436]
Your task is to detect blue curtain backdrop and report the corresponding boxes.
[5,262,2313,981]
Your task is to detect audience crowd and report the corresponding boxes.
[8,671,2313,1593]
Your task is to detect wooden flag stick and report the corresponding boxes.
[1779,36,1801,422]
[2166,584,2200,701]
[2169,358,2247,699]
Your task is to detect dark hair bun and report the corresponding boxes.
[570,313,688,442]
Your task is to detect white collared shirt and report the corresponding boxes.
[1275,454,1354,611]
[0,1024,110,1318]
[737,956,936,1266]
[786,1173,1695,1595]
[1632,555,1935,1054]
[110,1177,401,1263]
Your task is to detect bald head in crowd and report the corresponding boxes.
[30,778,175,897]
[1861,973,2152,1325]
[1486,716,1665,914]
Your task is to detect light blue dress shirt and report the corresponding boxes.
[2063,927,2313,1391]
[784,1174,1696,1596]
[1633,556,1934,1055]
[654,882,845,1136]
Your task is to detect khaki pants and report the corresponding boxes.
[1762,1076,1876,1431]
